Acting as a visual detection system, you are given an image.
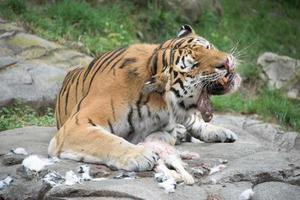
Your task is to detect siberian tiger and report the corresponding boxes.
[48,25,241,172]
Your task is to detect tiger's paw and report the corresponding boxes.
[199,124,237,143]
[116,146,159,172]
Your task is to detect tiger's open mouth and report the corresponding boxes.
[197,71,240,122]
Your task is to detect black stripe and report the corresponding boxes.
[88,118,96,126]
[75,115,80,125]
[151,52,158,75]
[169,48,175,66]
[119,58,137,68]
[75,70,83,103]
[81,50,115,93]
[136,93,143,119]
[110,98,116,121]
[182,56,187,69]
[56,94,61,128]
[127,106,135,134]
[187,38,194,43]
[175,55,180,65]
[158,40,168,49]
[64,84,71,115]
[61,71,74,96]
[146,105,151,117]
[173,71,178,79]
[167,38,177,48]
[89,50,115,74]
[100,48,127,72]
[174,78,184,90]
[76,49,123,113]
[170,87,181,98]
[107,56,124,73]
[162,49,167,68]
[178,101,185,109]
[108,120,115,134]
[186,104,197,110]
[174,38,186,48]
[83,55,101,81]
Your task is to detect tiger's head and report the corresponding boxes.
[146,25,241,121]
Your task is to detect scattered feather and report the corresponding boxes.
[11,147,28,155]
[65,170,80,186]
[190,167,204,176]
[210,177,217,184]
[239,188,254,200]
[113,171,136,180]
[158,178,176,193]
[91,177,108,181]
[0,176,13,190]
[209,164,226,175]
[78,165,92,180]
[218,159,228,164]
[43,172,65,186]
[22,155,56,172]
[154,172,168,183]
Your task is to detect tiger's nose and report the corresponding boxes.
[225,55,235,72]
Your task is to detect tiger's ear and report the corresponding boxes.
[177,25,194,38]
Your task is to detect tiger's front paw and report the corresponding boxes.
[199,124,237,143]
[117,146,159,172]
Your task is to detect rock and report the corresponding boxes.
[0,21,92,108]
[162,0,203,22]
[0,179,51,200]
[253,182,300,200]
[1,154,25,166]
[0,115,300,199]
[257,52,300,99]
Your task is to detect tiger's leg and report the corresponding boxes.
[142,125,194,185]
[184,113,237,143]
[48,116,159,171]
[144,123,187,145]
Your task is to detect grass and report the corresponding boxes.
[0,103,55,131]
[212,89,300,131]
[0,0,299,132]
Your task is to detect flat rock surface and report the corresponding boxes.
[0,114,299,200]
[0,19,92,108]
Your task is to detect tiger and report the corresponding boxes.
[48,25,241,172]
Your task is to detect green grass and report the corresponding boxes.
[0,0,299,132]
[212,89,300,131]
[0,103,55,131]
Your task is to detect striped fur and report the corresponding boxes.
[49,25,241,171]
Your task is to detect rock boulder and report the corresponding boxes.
[258,52,300,99]
[0,19,92,108]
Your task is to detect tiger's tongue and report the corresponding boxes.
[197,89,213,122]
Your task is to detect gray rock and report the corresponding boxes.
[1,154,25,166]
[258,52,300,99]
[203,182,253,200]
[0,179,51,200]
[253,182,300,200]
[0,115,299,199]
[0,21,92,108]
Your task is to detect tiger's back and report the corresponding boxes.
[55,44,158,129]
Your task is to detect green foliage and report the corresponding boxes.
[212,89,300,132]
[0,0,137,55]
[1,0,26,15]
[0,104,55,131]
